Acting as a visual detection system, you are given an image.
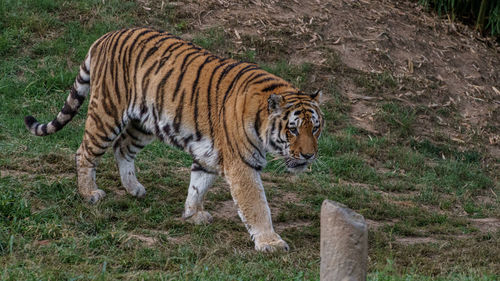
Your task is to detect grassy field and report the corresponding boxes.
[0,0,499,280]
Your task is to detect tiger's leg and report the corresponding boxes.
[182,163,216,224]
[225,164,289,252]
[76,115,123,204]
[113,122,155,198]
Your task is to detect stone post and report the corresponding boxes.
[320,200,368,281]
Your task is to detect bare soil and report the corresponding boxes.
[212,200,239,221]
[395,236,442,245]
[470,217,500,233]
[0,169,74,180]
[165,0,499,158]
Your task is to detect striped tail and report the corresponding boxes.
[25,54,91,136]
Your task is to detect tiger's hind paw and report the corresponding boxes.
[125,183,146,198]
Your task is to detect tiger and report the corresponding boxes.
[24,27,324,252]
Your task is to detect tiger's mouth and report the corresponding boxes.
[285,158,310,173]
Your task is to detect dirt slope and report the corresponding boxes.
[152,0,499,161]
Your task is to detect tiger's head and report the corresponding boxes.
[266,90,324,173]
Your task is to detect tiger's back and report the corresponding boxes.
[90,28,285,169]
[88,29,260,168]
[25,28,324,252]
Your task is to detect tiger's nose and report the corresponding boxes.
[301,153,314,159]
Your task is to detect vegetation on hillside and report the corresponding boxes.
[420,0,500,37]
[0,0,498,280]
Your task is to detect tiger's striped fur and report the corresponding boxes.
[25,28,324,252]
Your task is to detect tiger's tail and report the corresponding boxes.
[24,54,91,136]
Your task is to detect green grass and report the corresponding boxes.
[0,0,499,280]
[354,71,398,95]
[377,102,416,137]
[419,0,500,37]
[193,27,227,52]
[261,60,313,91]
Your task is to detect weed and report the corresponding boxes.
[233,49,257,63]
[354,71,398,95]
[378,102,416,138]
[419,0,500,36]
[193,27,228,52]
[261,60,313,90]
[411,139,481,163]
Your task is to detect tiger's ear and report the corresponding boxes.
[309,90,323,103]
[268,94,284,114]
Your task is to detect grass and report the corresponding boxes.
[377,102,416,138]
[261,60,313,91]
[0,0,499,280]
[354,71,398,95]
[192,27,227,52]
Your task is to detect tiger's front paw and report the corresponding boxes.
[183,211,213,225]
[254,233,289,252]
[84,189,106,204]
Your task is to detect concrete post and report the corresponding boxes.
[320,200,368,281]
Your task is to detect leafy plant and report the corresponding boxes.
[419,0,500,36]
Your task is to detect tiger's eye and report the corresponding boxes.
[289,128,298,135]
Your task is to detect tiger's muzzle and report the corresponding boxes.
[285,155,316,173]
